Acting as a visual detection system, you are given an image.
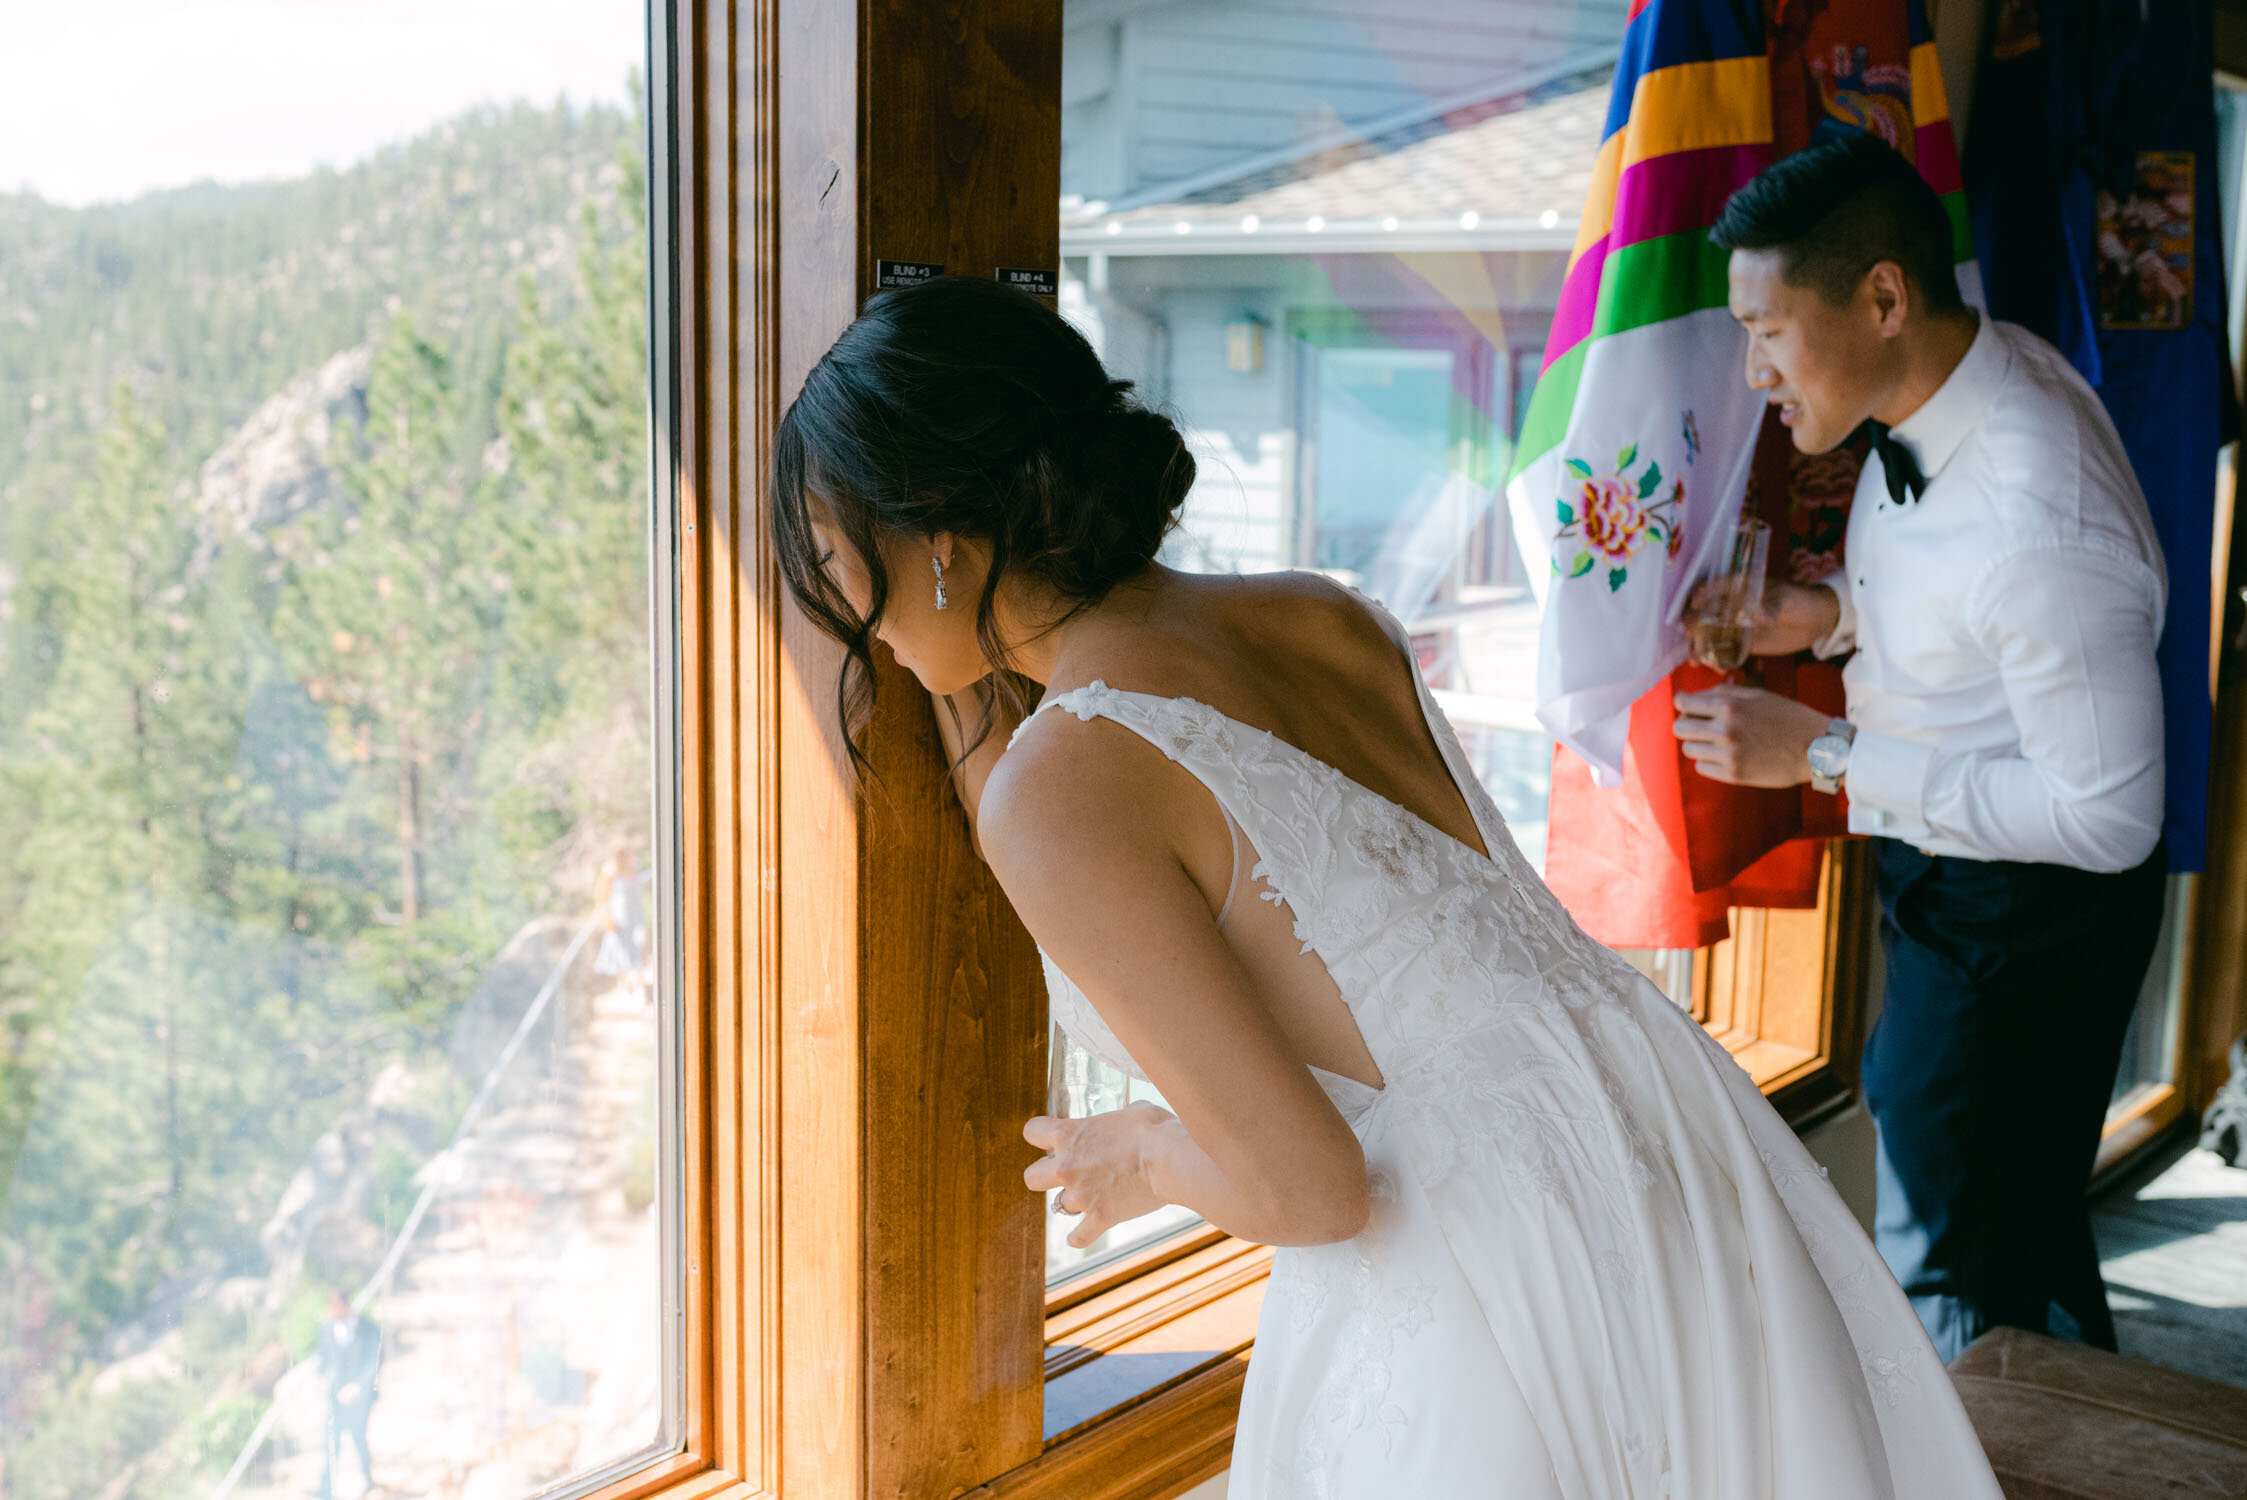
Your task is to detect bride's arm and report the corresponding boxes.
[980,721,1371,1249]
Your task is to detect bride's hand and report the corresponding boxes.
[1024,1102,1178,1250]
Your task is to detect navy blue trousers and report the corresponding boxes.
[1863,838,2167,1363]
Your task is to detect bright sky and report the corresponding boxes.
[1,0,644,207]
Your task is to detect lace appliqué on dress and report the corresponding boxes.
[1272,1170,1437,1499]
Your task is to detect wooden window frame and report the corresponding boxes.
[576,4,1998,1498]
[1696,840,1874,1130]
[2173,453,2247,1157]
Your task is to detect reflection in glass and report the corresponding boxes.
[1044,1031,1203,1287]
[1304,345,1463,578]
[2110,877,2192,1109]
[0,6,670,1497]
[1049,0,1674,1285]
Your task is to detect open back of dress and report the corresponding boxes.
[1021,596,2004,1500]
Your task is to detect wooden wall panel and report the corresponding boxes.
[855,2,1059,1492]
[2189,426,2247,1119]
[771,1,1059,1496]
[772,0,862,1483]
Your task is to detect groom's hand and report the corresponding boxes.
[1024,1102,1174,1250]
[1672,685,1828,787]
[1685,578,1840,657]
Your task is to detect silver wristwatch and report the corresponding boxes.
[1806,719,1856,795]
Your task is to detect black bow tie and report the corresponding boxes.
[1868,422,1925,506]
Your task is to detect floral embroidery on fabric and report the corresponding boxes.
[1859,1347,1917,1410]
[1289,1257,1438,1495]
[1811,43,1915,153]
[1154,697,1237,760]
[1555,443,1684,591]
[1275,1243,1345,1336]
[1321,1270,1436,1441]
[1785,443,1860,585]
[1062,679,1125,723]
[1759,1144,1831,1194]
[1347,797,1443,896]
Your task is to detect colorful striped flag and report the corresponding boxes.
[1506,0,1974,786]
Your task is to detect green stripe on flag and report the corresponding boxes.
[1595,231,1736,342]
[1509,228,1735,481]
[1941,190,1972,263]
[1511,340,1585,485]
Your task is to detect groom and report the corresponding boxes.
[1669,135,2169,1361]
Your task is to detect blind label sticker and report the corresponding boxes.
[996,267,1058,296]
[875,259,943,288]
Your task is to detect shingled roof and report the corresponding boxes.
[1061,64,1609,256]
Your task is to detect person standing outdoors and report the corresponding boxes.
[1671,134,2169,1362]
[317,1289,383,1499]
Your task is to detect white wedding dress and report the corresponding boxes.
[1017,601,2005,1499]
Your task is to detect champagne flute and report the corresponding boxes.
[1687,517,1770,673]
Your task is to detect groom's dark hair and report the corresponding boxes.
[1711,133,1966,316]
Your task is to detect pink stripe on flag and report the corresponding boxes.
[1611,142,1774,251]
[1545,237,1611,373]
[1913,121,1962,196]
[1542,142,1773,373]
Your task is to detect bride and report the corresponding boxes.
[772,275,2003,1499]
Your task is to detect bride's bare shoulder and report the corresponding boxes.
[1226,566,1371,616]
[1200,569,1397,661]
[975,702,1191,886]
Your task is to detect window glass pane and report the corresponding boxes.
[1044,1036,1202,1286]
[0,5,674,1496]
[1052,0,1669,1287]
[1307,345,1460,578]
[2110,875,2191,1109]
[2117,76,2247,1117]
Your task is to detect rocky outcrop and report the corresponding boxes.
[191,345,370,568]
[255,1060,438,1307]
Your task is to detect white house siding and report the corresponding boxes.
[1159,284,1293,574]
[1061,0,1630,204]
[1066,250,1567,579]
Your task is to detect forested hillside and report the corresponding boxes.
[0,93,657,1497]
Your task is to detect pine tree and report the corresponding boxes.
[0,385,262,1345]
[275,317,499,932]
[0,95,658,1489]
[485,131,653,903]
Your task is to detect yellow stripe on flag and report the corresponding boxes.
[1621,56,1773,170]
[1569,56,1773,269]
[1572,133,1625,263]
[1910,42,1950,126]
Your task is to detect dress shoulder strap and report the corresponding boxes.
[1331,584,1514,873]
[1006,696,1059,750]
[1006,680,1135,749]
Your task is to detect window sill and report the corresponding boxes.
[2094,1080,2189,1188]
[1044,1231,1270,1443]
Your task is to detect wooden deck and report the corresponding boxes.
[2095,1141,2247,1388]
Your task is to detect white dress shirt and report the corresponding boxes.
[1812,316,2167,873]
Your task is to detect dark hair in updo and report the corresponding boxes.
[771,274,1195,761]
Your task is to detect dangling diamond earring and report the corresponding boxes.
[931,554,948,611]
